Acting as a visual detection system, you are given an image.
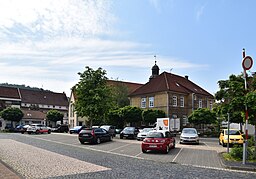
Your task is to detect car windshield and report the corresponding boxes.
[124,127,135,132]
[142,128,153,132]
[225,130,241,135]
[101,126,110,130]
[147,132,164,138]
[74,126,82,129]
[183,129,197,134]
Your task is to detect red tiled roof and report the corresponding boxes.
[0,86,20,100]
[19,89,68,106]
[129,72,213,97]
[21,109,46,119]
[107,80,143,94]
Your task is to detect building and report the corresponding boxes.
[129,62,214,127]
[68,80,143,128]
[0,86,69,129]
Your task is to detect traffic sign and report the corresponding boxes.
[242,56,253,70]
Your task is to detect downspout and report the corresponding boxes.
[192,93,195,112]
[166,92,169,118]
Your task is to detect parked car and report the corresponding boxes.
[137,128,154,141]
[69,126,83,134]
[78,128,112,144]
[120,127,139,139]
[141,130,175,154]
[100,125,116,137]
[219,129,244,147]
[20,125,30,134]
[14,125,25,133]
[51,124,69,133]
[180,128,200,144]
[26,124,51,134]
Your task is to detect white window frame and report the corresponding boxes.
[199,99,202,108]
[149,97,154,108]
[180,96,184,107]
[173,96,177,106]
[141,97,146,108]
[209,100,213,110]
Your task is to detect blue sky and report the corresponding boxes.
[0,0,255,96]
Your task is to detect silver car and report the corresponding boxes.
[137,128,154,141]
[180,128,199,144]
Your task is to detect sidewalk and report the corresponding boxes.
[0,161,22,179]
[219,153,256,172]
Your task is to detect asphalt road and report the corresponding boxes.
[0,133,255,179]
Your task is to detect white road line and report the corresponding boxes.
[108,143,131,152]
[172,148,183,163]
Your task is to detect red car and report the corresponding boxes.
[141,130,175,154]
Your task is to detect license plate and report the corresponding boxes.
[149,145,157,148]
[124,135,128,136]
[82,134,88,136]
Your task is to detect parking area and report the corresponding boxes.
[23,133,226,169]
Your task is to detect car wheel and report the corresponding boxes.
[96,138,101,144]
[48,130,51,134]
[21,132,24,134]
[222,141,227,147]
[171,141,176,149]
[28,132,31,134]
[80,141,84,144]
[164,145,170,154]
[36,130,40,134]
[142,149,147,153]
[120,135,123,139]
[219,140,221,145]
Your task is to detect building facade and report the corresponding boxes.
[129,63,214,127]
[0,86,69,129]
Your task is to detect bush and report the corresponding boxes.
[230,146,243,160]
[248,136,255,147]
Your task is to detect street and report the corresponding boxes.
[0,133,255,179]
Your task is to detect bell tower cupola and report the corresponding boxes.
[149,58,159,80]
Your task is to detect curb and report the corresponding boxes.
[0,160,23,179]
[218,152,256,172]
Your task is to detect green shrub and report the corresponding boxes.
[248,136,255,147]
[230,146,243,160]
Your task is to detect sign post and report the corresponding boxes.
[241,48,253,164]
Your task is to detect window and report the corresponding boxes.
[172,96,177,106]
[180,96,184,107]
[199,99,202,108]
[209,100,213,110]
[141,98,146,108]
[149,97,154,107]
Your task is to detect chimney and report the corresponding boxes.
[185,75,189,80]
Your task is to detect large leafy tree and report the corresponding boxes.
[188,108,216,126]
[215,74,246,123]
[107,109,124,128]
[75,66,113,126]
[215,73,256,125]
[111,82,130,108]
[0,107,24,128]
[142,109,165,124]
[120,106,142,126]
[46,109,64,126]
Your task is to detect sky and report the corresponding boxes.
[0,0,256,96]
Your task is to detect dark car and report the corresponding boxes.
[120,127,139,139]
[14,125,25,133]
[69,126,83,134]
[52,124,69,133]
[78,128,112,144]
[100,125,116,137]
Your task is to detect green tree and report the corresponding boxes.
[110,81,130,108]
[142,109,165,124]
[188,108,217,132]
[107,109,124,128]
[75,66,113,126]
[46,109,64,126]
[120,106,142,127]
[215,74,245,123]
[0,107,24,128]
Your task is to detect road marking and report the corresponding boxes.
[172,148,183,163]
[135,152,143,157]
[108,143,131,152]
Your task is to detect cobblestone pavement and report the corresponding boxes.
[0,133,255,179]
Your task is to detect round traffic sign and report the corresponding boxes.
[242,56,253,70]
